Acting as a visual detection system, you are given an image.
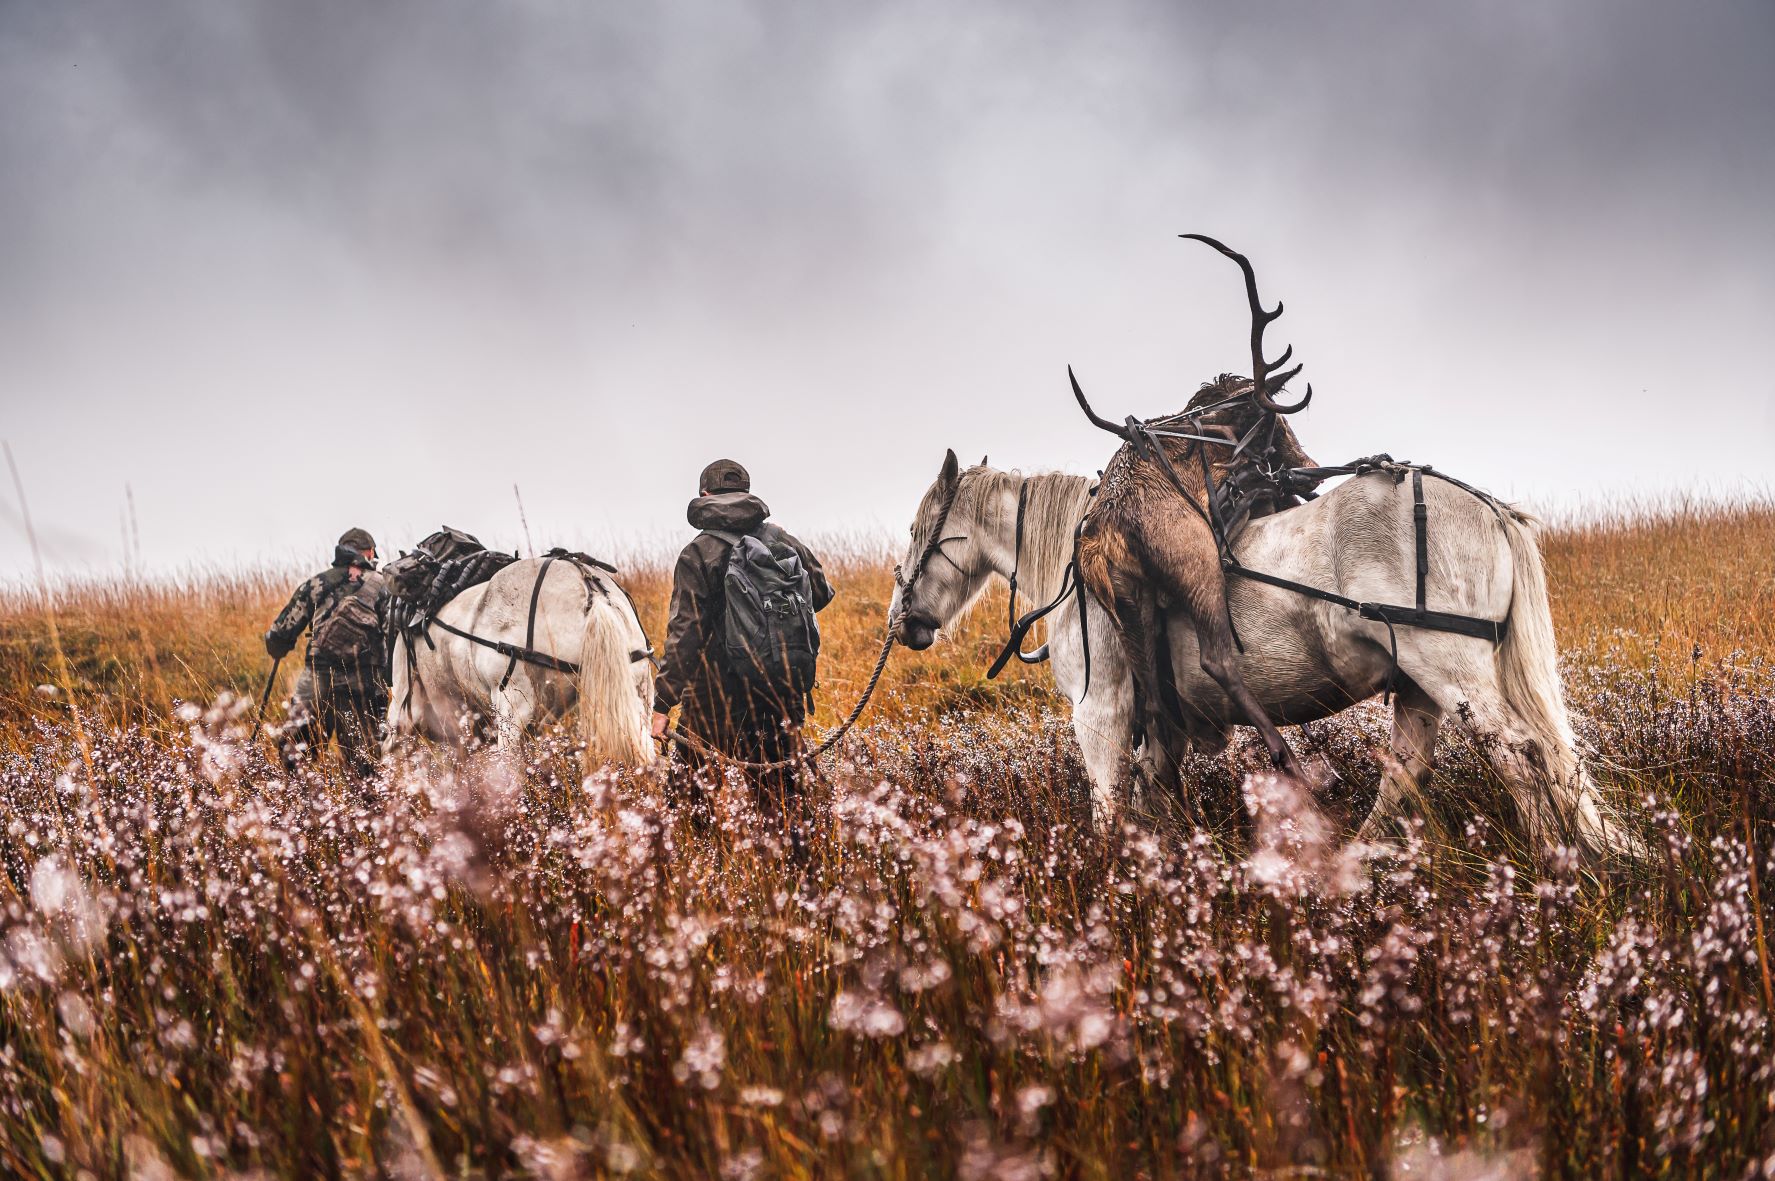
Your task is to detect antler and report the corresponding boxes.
[1070,366,1132,439]
[1180,234,1312,415]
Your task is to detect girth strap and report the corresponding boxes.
[1412,468,1429,613]
[430,614,583,676]
[500,555,557,689]
[1222,558,1508,645]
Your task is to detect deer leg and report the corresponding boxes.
[1192,602,1303,779]
[1098,571,1182,798]
[1081,536,1183,798]
[1107,589,1156,755]
[1128,588,1184,791]
[1139,528,1305,781]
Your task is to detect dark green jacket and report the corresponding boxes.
[266,546,390,669]
[655,493,834,714]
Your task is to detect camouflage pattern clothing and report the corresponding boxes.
[266,537,390,775]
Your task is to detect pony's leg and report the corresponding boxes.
[1402,644,1590,859]
[491,682,536,755]
[1072,698,1133,832]
[1458,693,1560,856]
[1357,678,1441,840]
[1052,595,1135,832]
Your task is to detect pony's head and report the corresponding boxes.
[891,448,996,650]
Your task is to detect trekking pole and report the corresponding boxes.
[249,655,282,743]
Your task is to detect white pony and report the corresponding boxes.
[890,450,1634,858]
[387,557,657,770]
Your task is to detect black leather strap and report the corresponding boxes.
[500,556,557,689]
[1005,480,1030,643]
[430,614,582,676]
[1223,561,1508,645]
[1412,468,1429,613]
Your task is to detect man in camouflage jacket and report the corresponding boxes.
[265,527,390,776]
[651,460,834,820]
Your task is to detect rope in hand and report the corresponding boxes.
[661,471,957,771]
[661,619,899,771]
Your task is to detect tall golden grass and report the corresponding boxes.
[0,501,1770,1178]
[5,500,1769,740]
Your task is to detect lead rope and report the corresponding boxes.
[659,476,959,771]
[663,619,898,770]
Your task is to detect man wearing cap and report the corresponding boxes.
[265,528,391,776]
[653,460,835,825]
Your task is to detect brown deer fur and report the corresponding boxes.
[1076,377,1319,796]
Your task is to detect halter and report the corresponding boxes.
[893,475,966,606]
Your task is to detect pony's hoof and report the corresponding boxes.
[1301,754,1341,793]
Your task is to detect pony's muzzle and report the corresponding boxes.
[898,611,940,651]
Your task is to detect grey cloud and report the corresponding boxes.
[0,0,1770,575]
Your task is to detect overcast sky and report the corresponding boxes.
[3,0,1771,578]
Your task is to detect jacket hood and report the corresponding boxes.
[332,544,374,570]
[687,491,770,533]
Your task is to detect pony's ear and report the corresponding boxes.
[940,448,960,488]
[979,454,989,467]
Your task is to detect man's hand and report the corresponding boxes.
[265,633,292,660]
[651,711,670,741]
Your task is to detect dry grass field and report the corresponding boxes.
[0,499,1772,1179]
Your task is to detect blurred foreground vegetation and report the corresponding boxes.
[0,499,1771,1178]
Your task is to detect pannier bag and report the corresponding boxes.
[384,527,518,619]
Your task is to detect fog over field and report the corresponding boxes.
[1,0,1771,576]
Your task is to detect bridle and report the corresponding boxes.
[897,472,1068,675]
[892,474,966,613]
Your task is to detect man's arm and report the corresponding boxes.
[781,531,835,612]
[653,544,714,715]
[368,573,394,675]
[264,580,315,659]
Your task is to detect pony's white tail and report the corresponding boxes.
[577,589,656,772]
[1497,511,1639,858]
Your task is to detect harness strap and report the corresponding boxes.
[1006,479,1029,637]
[399,626,420,720]
[987,513,1095,701]
[1140,428,1242,447]
[1188,420,1250,654]
[1129,420,1216,536]
[430,614,583,676]
[896,476,964,593]
[501,555,557,690]
[987,562,1074,679]
[1187,419,1238,569]
[1001,478,1050,668]
[1222,561,1508,644]
[1413,469,1429,613]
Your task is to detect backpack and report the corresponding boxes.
[383,527,517,620]
[704,529,820,700]
[309,571,386,667]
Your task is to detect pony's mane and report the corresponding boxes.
[956,465,1094,606]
